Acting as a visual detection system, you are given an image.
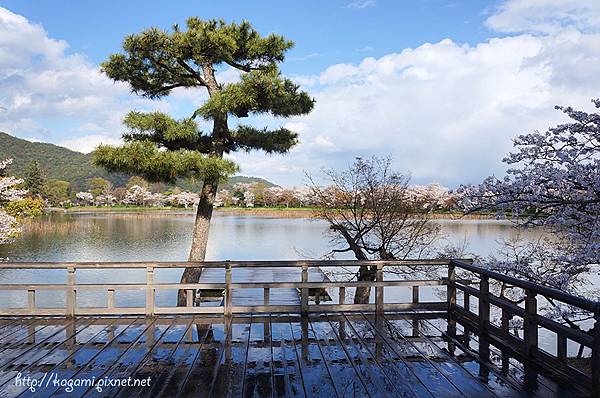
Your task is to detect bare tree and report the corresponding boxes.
[308,156,441,303]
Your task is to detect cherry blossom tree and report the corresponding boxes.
[170,192,200,208]
[75,192,94,205]
[0,159,26,247]
[459,99,600,343]
[309,156,441,303]
[461,99,600,272]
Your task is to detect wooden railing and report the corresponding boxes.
[0,259,451,317]
[448,259,600,394]
[1,258,599,393]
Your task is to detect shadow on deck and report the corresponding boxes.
[0,312,588,398]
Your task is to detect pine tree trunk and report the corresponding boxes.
[177,176,218,306]
[177,63,226,306]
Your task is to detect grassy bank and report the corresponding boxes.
[54,205,497,220]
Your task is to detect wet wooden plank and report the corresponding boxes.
[0,313,586,398]
[112,317,195,397]
[288,316,338,398]
[205,317,252,397]
[0,318,98,397]
[440,317,583,397]
[0,318,53,350]
[360,313,464,397]
[325,313,415,398]
[0,319,85,371]
[79,318,179,397]
[142,318,217,397]
[307,316,369,398]
[380,316,498,398]
[13,317,138,397]
[17,317,141,397]
[338,314,434,398]
[270,314,305,398]
[243,315,275,398]
[402,317,527,398]
[0,318,24,335]
[0,318,95,386]
[48,319,156,398]
[0,318,38,339]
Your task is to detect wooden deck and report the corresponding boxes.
[0,313,587,398]
[198,266,330,305]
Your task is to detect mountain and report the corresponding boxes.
[0,132,129,190]
[0,132,277,191]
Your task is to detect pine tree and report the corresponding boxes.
[23,161,45,198]
[94,18,314,304]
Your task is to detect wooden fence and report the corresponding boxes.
[448,259,600,394]
[0,259,452,317]
[0,258,599,393]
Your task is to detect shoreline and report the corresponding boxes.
[56,206,498,220]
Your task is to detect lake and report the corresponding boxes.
[0,211,531,262]
[0,210,534,306]
[0,211,571,355]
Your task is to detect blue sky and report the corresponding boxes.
[1,0,495,73]
[1,0,599,187]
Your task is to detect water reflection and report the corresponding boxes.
[0,212,535,308]
[0,212,531,262]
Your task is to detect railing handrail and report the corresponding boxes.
[451,259,600,313]
[0,259,458,269]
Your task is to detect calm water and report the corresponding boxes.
[0,212,587,356]
[0,211,530,262]
[0,211,533,304]
[0,212,572,354]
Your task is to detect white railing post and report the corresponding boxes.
[224,262,232,316]
[447,261,456,312]
[66,266,76,317]
[107,289,115,310]
[27,289,35,311]
[146,266,154,317]
[301,264,309,314]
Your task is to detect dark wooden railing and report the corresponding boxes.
[448,259,600,395]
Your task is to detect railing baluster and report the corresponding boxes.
[27,289,35,311]
[301,264,308,314]
[479,275,490,332]
[464,292,470,312]
[186,289,194,307]
[524,289,538,357]
[447,261,456,312]
[557,335,567,362]
[66,266,76,317]
[412,286,419,304]
[376,264,384,314]
[146,266,154,317]
[264,288,270,306]
[107,289,115,309]
[501,309,510,334]
[224,262,232,316]
[339,287,346,305]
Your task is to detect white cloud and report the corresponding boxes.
[263,31,600,187]
[485,0,600,34]
[59,134,123,154]
[346,0,376,10]
[0,7,166,146]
